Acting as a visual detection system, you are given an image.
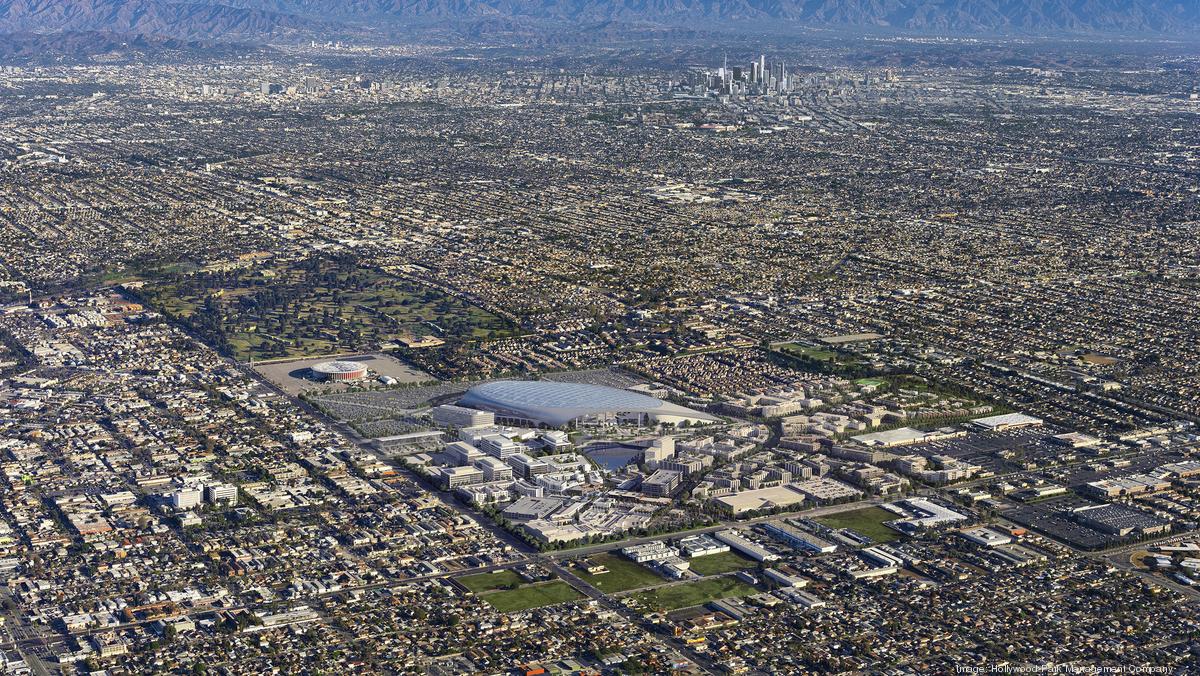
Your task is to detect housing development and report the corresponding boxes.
[0,17,1199,676]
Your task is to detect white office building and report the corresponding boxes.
[474,456,514,482]
[170,488,203,511]
[479,434,522,459]
[205,483,238,506]
[432,404,495,429]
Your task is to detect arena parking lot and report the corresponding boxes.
[253,352,433,395]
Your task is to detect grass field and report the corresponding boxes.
[815,507,900,543]
[686,551,757,576]
[772,342,867,375]
[574,553,665,593]
[779,343,838,361]
[457,570,524,594]
[882,374,939,392]
[632,577,757,612]
[481,581,584,613]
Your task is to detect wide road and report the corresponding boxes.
[0,586,52,676]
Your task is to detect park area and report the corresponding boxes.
[777,343,838,362]
[135,253,512,362]
[574,553,665,593]
[457,570,525,594]
[770,341,869,375]
[687,551,757,576]
[457,571,583,612]
[815,506,901,543]
[632,577,757,612]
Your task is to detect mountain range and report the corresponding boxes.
[0,29,263,62]
[1,0,1199,48]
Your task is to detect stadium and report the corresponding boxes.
[458,380,717,428]
[310,360,369,382]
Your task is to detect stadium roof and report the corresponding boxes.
[458,380,716,427]
[970,412,1043,430]
[311,360,367,374]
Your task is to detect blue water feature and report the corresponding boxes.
[584,444,643,471]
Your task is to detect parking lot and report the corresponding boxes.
[254,352,433,395]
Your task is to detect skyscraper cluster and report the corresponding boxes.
[706,54,789,97]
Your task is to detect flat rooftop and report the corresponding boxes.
[819,333,883,345]
[714,485,806,514]
[971,412,1043,430]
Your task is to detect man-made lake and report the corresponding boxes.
[584,443,644,472]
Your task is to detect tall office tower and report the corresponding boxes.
[759,55,766,82]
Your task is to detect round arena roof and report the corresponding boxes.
[311,360,368,375]
[459,380,716,427]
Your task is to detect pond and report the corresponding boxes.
[584,443,643,472]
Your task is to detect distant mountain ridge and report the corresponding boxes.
[227,0,1200,32]
[2,0,1199,42]
[0,29,262,62]
[0,0,324,39]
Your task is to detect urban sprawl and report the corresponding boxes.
[0,35,1199,676]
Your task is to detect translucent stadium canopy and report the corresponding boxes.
[459,380,716,427]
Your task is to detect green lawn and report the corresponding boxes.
[779,343,837,361]
[632,577,757,612]
[481,581,584,613]
[687,551,756,576]
[574,553,665,593]
[815,507,900,543]
[882,374,936,392]
[457,569,524,594]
